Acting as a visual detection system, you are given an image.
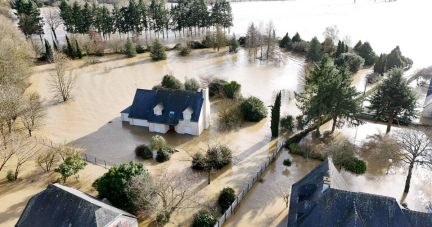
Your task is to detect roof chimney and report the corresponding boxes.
[321,176,331,194]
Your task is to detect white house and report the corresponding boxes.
[423,79,432,117]
[121,88,210,136]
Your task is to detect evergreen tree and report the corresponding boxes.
[271,91,281,137]
[150,39,166,60]
[292,32,302,43]
[386,46,406,71]
[279,32,291,48]
[355,41,377,65]
[295,56,338,137]
[71,1,82,33]
[100,6,113,39]
[53,40,58,52]
[59,0,73,32]
[374,53,387,76]
[125,37,137,58]
[328,67,362,132]
[229,35,239,53]
[353,40,362,50]
[16,0,44,39]
[75,40,83,59]
[80,2,93,34]
[65,35,75,59]
[369,68,417,133]
[345,44,349,53]
[335,41,345,58]
[306,37,323,62]
[334,53,364,74]
[45,39,53,62]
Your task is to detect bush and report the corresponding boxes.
[296,115,306,130]
[55,154,87,183]
[219,187,236,209]
[156,213,166,224]
[209,78,227,97]
[228,36,239,53]
[355,41,377,65]
[184,77,201,91]
[288,144,299,155]
[288,41,308,53]
[344,158,367,173]
[156,149,171,162]
[189,41,207,49]
[135,144,153,159]
[283,158,292,167]
[192,210,217,227]
[217,99,243,130]
[280,115,294,131]
[6,170,14,181]
[150,39,166,61]
[160,74,184,90]
[136,44,146,53]
[192,152,206,170]
[240,96,268,122]
[124,37,137,58]
[222,81,242,99]
[93,161,147,210]
[334,53,365,73]
[149,135,167,151]
[238,36,245,46]
[366,72,382,84]
[179,44,191,56]
[205,145,232,170]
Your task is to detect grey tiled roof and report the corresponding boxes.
[288,159,432,227]
[16,183,136,227]
[124,88,203,125]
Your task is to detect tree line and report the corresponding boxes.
[59,0,233,40]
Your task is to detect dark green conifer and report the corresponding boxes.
[76,40,83,59]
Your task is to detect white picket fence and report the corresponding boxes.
[214,142,283,227]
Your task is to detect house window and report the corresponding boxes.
[156,110,161,115]
[185,114,191,123]
[169,111,175,117]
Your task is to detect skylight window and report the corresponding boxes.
[169,111,175,117]
[146,106,150,112]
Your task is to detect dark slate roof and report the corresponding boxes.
[125,88,204,125]
[16,183,136,227]
[127,89,156,119]
[288,159,432,227]
[121,105,131,114]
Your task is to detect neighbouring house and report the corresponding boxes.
[121,88,210,136]
[422,79,432,117]
[288,159,432,227]
[16,183,138,227]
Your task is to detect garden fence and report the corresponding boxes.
[81,153,116,169]
[214,142,283,227]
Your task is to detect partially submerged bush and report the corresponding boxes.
[344,158,367,173]
[136,44,146,53]
[192,210,217,227]
[209,79,227,97]
[189,41,207,49]
[280,115,294,131]
[124,37,137,58]
[283,158,292,167]
[191,145,233,170]
[6,170,14,181]
[219,187,236,209]
[185,77,201,91]
[222,81,242,99]
[150,135,167,151]
[240,96,268,122]
[160,74,184,90]
[217,99,243,130]
[192,152,206,170]
[179,43,191,56]
[289,41,308,53]
[288,144,299,155]
[135,144,153,159]
[150,39,166,61]
[156,149,171,162]
[334,53,365,73]
[366,72,382,84]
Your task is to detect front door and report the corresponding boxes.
[169,125,175,131]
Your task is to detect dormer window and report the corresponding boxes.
[154,103,164,116]
[183,106,193,123]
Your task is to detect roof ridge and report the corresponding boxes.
[330,188,400,201]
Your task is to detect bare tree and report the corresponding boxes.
[21,92,46,136]
[265,21,277,60]
[48,53,77,102]
[322,138,359,168]
[245,22,260,59]
[323,25,340,44]
[35,146,60,172]
[38,138,84,161]
[369,128,432,193]
[280,189,291,208]
[44,8,62,44]
[13,132,42,179]
[126,173,159,216]
[0,132,17,171]
[0,85,25,133]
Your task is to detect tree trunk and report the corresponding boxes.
[404,162,414,193]
[207,168,211,185]
[386,116,393,134]
[14,166,20,180]
[331,116,337,133]
[316,117,321,137]
[52,28,58,44]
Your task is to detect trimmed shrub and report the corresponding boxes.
[192,210,217,227]
[280,115,294,131]
[150,39,166,61]
[161,145,176,154]
[192,152,206,170]
[334,53,365,73]
[160,74,184,90]
[156,149,171,162]
[288,144,299,155]
[283,158,292,167]
[240,96,268,122]
[228,36,239,53]
[124,37,137,58]
[6,170,14,181]
[219,187,236,209]
[206,145,232,170]
[149,135,167,151]
[135,144,153,159]
[136,44,146,53]
[344,158,367,173]
[185,77,201,91]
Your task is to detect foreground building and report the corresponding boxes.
[16,183,138,227]
[288,159,432,227]
[121,88,210,135]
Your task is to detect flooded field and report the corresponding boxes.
[3,0,430,226]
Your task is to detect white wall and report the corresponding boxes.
[423,96,432,117]
[108,216,138,227]
[121,113,130,122]
[149,123,169,133]
[131,119,149,126]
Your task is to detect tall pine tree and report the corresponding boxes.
[76,40,83,59]
[271,91,281,137]
[45,39,53,62]
[66,35,75,59]
[306,37,323,62]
